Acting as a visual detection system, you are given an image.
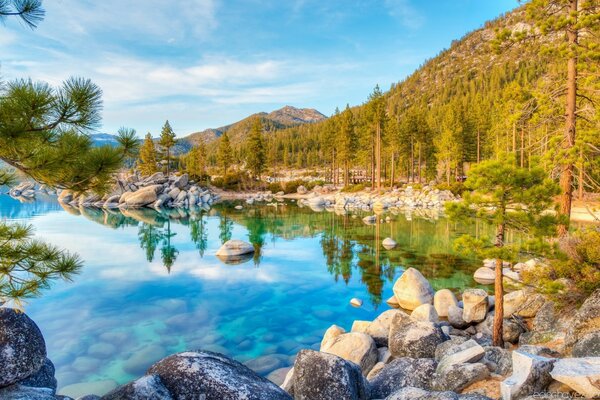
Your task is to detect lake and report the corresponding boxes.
[0,195,485,395]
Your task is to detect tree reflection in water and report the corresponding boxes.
[60,201,490,301]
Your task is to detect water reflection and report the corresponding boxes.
[56,201,485,297]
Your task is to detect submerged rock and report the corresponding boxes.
[147,351,291,400]
[215,240,255,260]
[392,267,435,311]
[291,349,369,400]
[350,298,363,307]
[0,308,47,388]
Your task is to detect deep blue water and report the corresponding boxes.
[0,195,481,396]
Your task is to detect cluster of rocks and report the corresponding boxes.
[298,185,457,216]
[7,181,57,200]
[472,259,540,285]
[57,173,218,210]
[1,272,598,399]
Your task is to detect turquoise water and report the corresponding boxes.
[0,195,484,392]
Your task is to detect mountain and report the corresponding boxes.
[90,133,121,147]
[181,105,327,148]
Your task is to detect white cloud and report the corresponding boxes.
[383,0,424,29]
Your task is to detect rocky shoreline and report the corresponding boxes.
[1,264,598,400]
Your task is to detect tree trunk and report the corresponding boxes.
[410,137,415,183]
[390,152,395,189]
[376,122,382,191]
[512,122,516,155]
[578,146,584,200]
[557,0,578,237]
[477,130,481,163]
[166,148,171,178]
[371,142,375,190]
[418,144,422,183]
[493,222,505,348]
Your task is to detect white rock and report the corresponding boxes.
[436,340,485,373]
[350,298,363,307]
[474,267,496,284]
[434,289,459,318]
[320,324,346,349]
[411,304,439,322]
[320,332,378,375]
[550,357,600,398]
[351,320,370,333]
[215,240,254,257]
[382,237,397,249]
[462,289,488,323]
[392,268,435,311]
[234,205,243,210]
[500,350,556,400]
[362,215,377,225]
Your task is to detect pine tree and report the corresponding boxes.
[159,120,177,178]
[217,132,233,175]
[184,141,208,180]
[138,133,158,176]
[367,85,386,190]
[245,118,266,179]
[0,0,44,28]
[493,0,600,236]
[446,156,559,347]
[338,105,356,186]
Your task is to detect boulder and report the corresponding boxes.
[173,174,189,189]
[320,332,378,375]
[366,309,409,347]
[377,347,392,363]
[367,357,436,399]
[101,375,172,400]
[362,215,376,225]
[434,336,469,361]
[382,237,397,249]
[573,331,600,357]
[385,387,489,400]
[434,289,459,318]
[351,320,370,334]
[365,362,385,380]
[392,268,435,311]
[320,324,345,349]
[482,346,512,375]
[430,362,490,392]
[502,290,527,317]
[386,296,400,308]
[448,305,469,330]
[296,186,307,195]
[167,187,180,200]
[0,385,56,400]
[462,289,488,323]
[550,357,600,399]
[215,240,255,258]
[436,340,485,373]
[146,351,291,400]
[18,358,56,393]
[500,350,555,400]
[350,298,363,307]
[125,186,162,207]
[532,302,557,332]
[389,316,447,359]
[411,304,439,322]
[291,349,369,400]
[0,308,46,388]
[475,312,525,344]
[473,267,495,284]
[566,289,600,349]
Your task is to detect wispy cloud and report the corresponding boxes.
[383,0,424,29]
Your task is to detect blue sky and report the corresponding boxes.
[2,0,519,137]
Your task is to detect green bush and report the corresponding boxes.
[341,183,367,193]
[212,171,248,191]
[435,182,466,196]
[283,179,308,194]
[268,182,284,194]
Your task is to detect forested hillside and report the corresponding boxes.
[209,5,598,196]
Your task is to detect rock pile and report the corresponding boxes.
[7,181,57,200]
[57,173,218,210]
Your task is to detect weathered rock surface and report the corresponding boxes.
[462,289,489,323]
[392,267,435,311]
[0,308,47,388]
[550,357,600,399]
[436,340,485,373]
[101,375,172,400]
[365,309,408,347]
[368,357,436,399]
[320,324,345,349]
[320,332,378,375]
[448,304,469,329]
[124,185,162,207]
[566,289,600,349]
[500,350,555,400]
[389,316,447,359]
[291,349,369,400]
[434,289,459,318]
[431,362,490,392]
[572,331,600,357]
[482,346,512,375]
[147,351,291,400]
[0,385,56,400]
[434,336,469,361]
[18,358,56,393]
[411,303,439,322]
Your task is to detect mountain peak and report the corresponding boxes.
[268,106,327,125]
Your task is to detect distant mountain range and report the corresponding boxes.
[90,105,327,154]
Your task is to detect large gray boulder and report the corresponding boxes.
[291,349,369,400]
[434,336,469,361]
[146,351,291,400]
[430,362,490,393]
[565,289,600,349]
[18,358,56,394]
[101,375,172,400]
[500,350,555,400]
[482,346,512,375]
[436,340,484,373]
[173,174,189,189]
[572,331,600,357]
[0,385,56,400]
[124,185,162,207]
[392,268,435,311]
[0,308,46,388]
[368,357,436,399]
[550,357,600,399]
[320,332,378,375]
[386,387,493,399]
[389,315,447,359]
[448,304,469,329]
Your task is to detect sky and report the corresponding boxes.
[2,0,519,137]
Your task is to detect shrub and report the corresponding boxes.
[212,171,248,191]
[341,183,367,193]
[436,182,466,196]
[283,179,308,194]
[268,182,284,194]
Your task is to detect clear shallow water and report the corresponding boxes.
[0,195,486,394]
